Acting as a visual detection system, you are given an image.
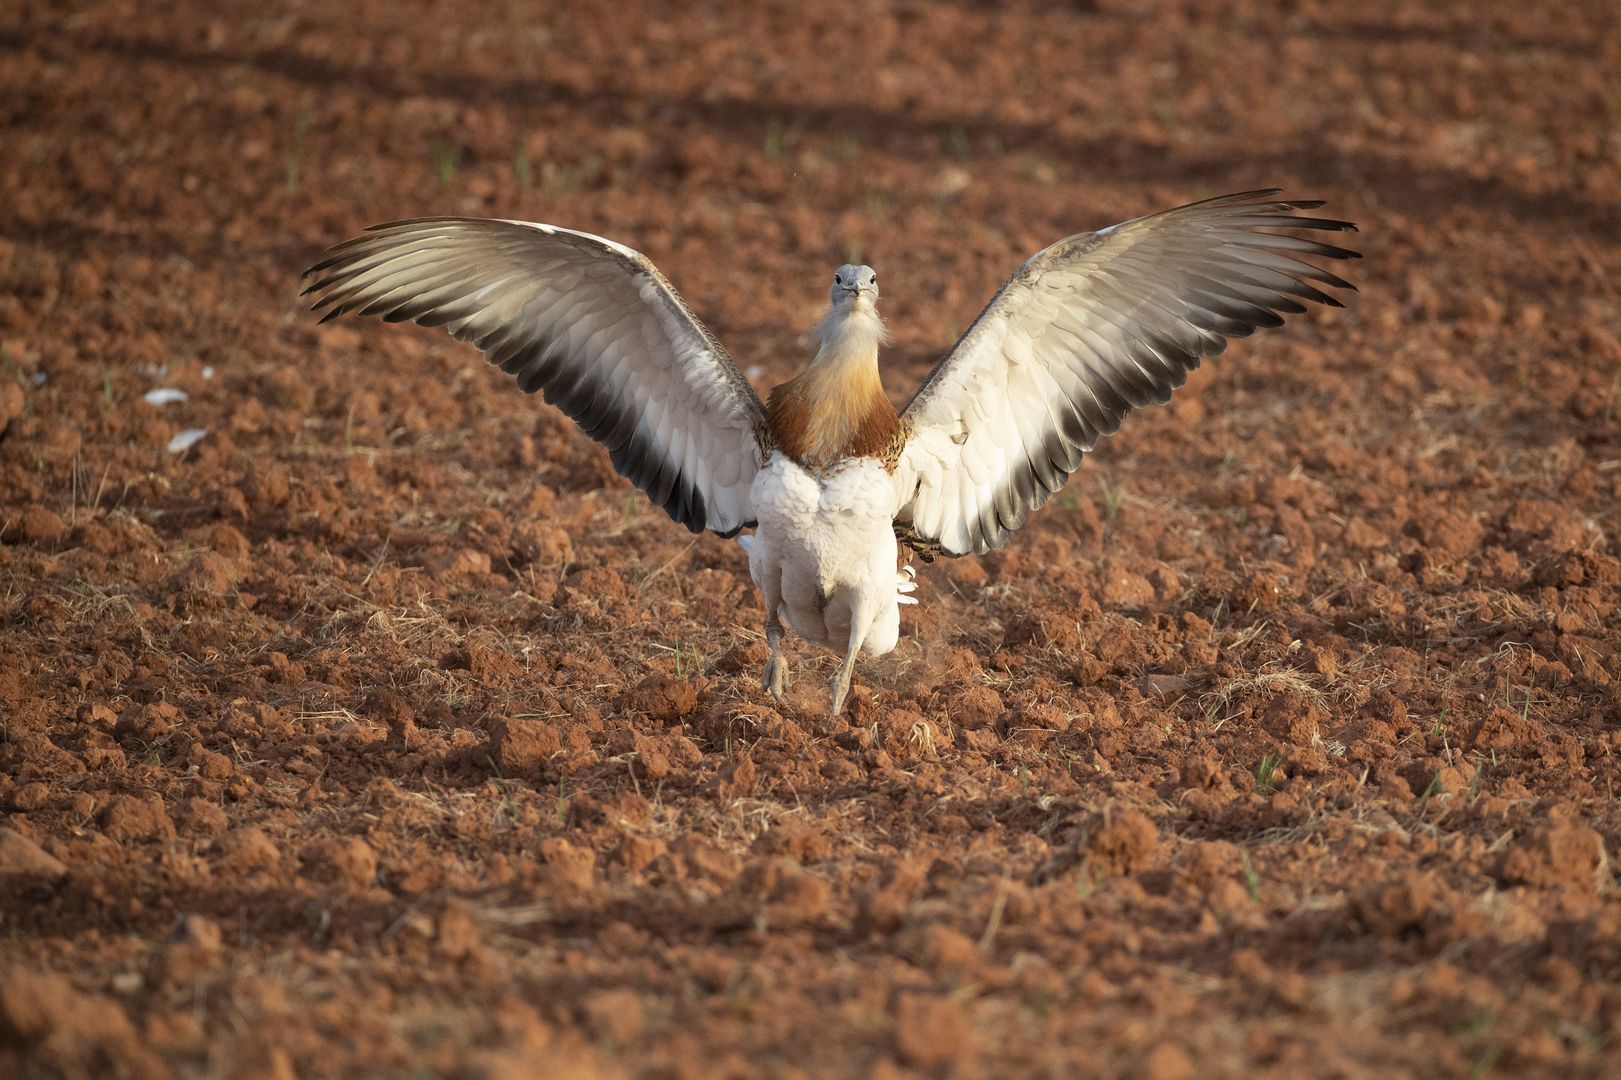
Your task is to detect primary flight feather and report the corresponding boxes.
[303,190,1359,713]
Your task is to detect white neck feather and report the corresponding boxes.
[810,303,889,369]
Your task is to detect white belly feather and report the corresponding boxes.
[745,453,901,655]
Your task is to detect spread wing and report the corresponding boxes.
[302,218,766,536]
[892,190,1360,556]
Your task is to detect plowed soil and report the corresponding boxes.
[4,0,1621,1076]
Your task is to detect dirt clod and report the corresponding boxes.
[211,827,281,874]
[1353,873,1444,936]
[0,970,159,1078]
[0,827,67,878]
[1139,1043,1195,1080]
[302,837,379,891]
[167,914,224,951]
[487,716,562,774]
[893,993,971,1070]
[99,795,175,842]
[1497,823,1608,893]
[1085,809,1160,877]
[15,506,66,546]
[581,989,645,1046]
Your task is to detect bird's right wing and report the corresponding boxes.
[303,218,766,536]
[892,190,1359,556]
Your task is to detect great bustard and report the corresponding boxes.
[303,190,1359,713]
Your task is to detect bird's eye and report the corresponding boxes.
[834,274,843,286]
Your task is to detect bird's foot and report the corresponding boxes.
[830,668,854,716]
[762,653,789,700]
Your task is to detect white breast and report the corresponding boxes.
[746,453,901,655]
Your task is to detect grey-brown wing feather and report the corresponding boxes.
[893,190,1360,556]
[303,218,766,536]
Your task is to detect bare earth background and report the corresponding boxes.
[3,0,1621,1076]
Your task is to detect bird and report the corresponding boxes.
[302,189,1359,714]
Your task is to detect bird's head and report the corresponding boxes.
[810,262,888,360]
[830,263,880,310]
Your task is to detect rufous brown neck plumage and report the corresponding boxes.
[766,298,902,469]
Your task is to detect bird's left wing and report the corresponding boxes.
[302,217,766,536]
[892,190,1360,557]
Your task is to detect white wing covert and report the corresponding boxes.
[302,218,766,536]
[893,190,1360,556]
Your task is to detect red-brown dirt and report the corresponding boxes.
[3,0,1621,1076]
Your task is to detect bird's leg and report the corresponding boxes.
[830,628,863,717]
[762,609,789,700]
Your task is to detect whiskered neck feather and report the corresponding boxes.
[767,302,902,469]
[809,302,890,364]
